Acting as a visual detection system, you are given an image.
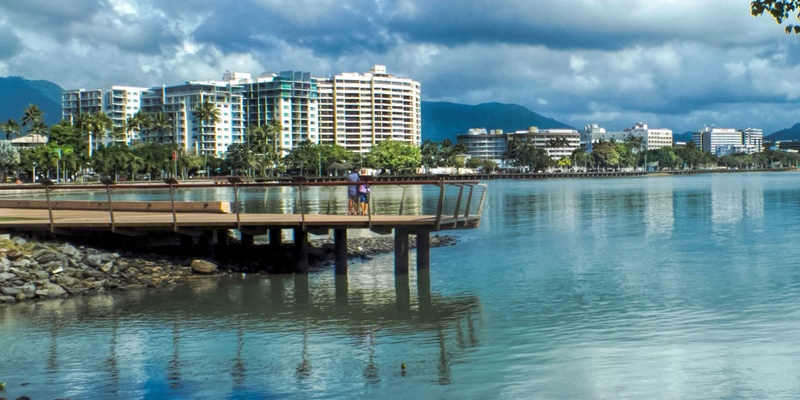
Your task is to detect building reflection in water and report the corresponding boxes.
[6,269,482,393]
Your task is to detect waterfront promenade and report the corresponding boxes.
[0,178,486,275]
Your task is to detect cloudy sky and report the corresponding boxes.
[2,0,800,134]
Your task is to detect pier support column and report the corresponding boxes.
[269,228,282,253]
[293,228,309,273]
[335,274,349,305]
[416,230,431,271]
[334,228,348,276]
[240,232,254,248]
[395,273,410,314]
[199,230,214,257]
[394,228,410,275]
[179,234,193,253]
[214,229,229,258]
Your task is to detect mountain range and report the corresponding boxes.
[2,76,797,143]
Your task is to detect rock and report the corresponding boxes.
[0,272,15,282]
[0,295,15,303]
[10,259,31,269]
[11,236,26,245]
[191,259,218,274]
[0,287,21,296]
[33,250,60,264]
[60,243,80,257]
[34,270,49,280]
[5,249,23,261]
[43,283,67,298]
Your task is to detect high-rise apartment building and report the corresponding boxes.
[140,82,245,156]
[222,71,320,153]
[317,65,421,153]
[63,65,420,156]
[62,86,148,144]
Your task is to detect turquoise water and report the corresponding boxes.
[3,172,800,399]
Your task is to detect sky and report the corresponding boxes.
[2,0,800,135]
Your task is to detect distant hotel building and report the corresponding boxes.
[692,126,762,156]
[62,86,148,144]
[457,128,507,164]
[582,122,673,152]
[457,126,580,166]
[64,65,420,156]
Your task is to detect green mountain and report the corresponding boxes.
[421,101,573,143]
[0,76,63,126]
[765,123,800,142]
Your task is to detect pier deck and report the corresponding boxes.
[0,179,486,275]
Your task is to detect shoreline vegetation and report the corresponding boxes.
[0,233,456,304]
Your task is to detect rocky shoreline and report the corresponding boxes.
[0,234,456,304]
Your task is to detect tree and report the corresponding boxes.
[150,112,174,144]
[751,0,800,33]
[193,100,221,156]
[126,110,150,143]
[224,143,250,175]
[0,118,20,140]
[502,138,552,172]
[365,140,421,174]
[22,104,44,134]
[0,140,20,182]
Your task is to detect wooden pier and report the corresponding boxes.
[0,179,486,276]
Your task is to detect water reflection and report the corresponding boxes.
[0,271,482,397]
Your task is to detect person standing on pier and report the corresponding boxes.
[347,169,359,215]
[358,171,371,216]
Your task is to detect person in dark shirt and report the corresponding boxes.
[346,170,359,215]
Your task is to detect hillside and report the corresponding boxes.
[765,123,800,142]
[0,76,63,126]
[421,101,573,143]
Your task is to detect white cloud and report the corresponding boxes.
[2,0,800,134]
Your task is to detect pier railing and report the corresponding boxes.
[0,178,487,233]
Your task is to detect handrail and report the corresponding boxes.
[9,178,487,232]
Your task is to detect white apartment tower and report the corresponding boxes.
[140,82,245,156]
[62,86,148,144]
[317,65,421,153]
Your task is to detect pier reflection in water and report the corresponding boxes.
[0,256,481,399]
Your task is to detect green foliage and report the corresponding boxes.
[365,140,421,174]
[751,0,800,33]
[502,138,553,171]
[0,140,20,181]
[420,139,468,169]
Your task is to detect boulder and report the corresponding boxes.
[0,272,15,282]
[60,243,81,258]
[191,259,218,274]
[0,287,21,296]
[0,295,15,303]
[5,249,23,261]
[43,283,67,298]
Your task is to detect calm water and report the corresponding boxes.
[4,172,800,399]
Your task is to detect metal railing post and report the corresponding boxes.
[398,185,407,215]
[163,178,179,231]
[452,184,465,226]
[462,184,475,225]
[434,181,445,231]
[100,177,116,232]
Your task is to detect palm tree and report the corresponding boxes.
[85,112,112,157]
[150,112,173,145]
[22,104,44,134]
[28,120,48,138]
[192,99,221,157]
[0,118,20,140]
[126,111,150,143]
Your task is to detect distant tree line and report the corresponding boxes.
[1,103,797,183]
